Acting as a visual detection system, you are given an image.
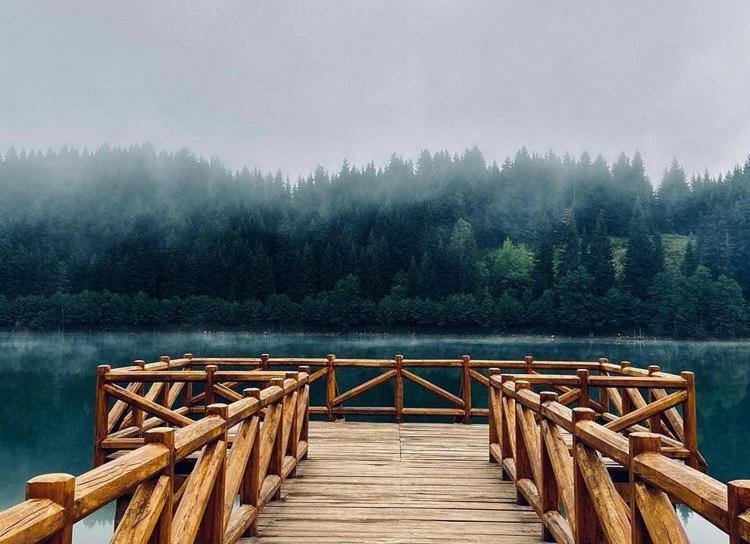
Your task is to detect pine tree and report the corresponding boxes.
[557,214,581,277]
[532,239,554,297]
[711,275,747,337]
[584,211,615,295]
[657,159,690,232]
[624,199,664,298]
[682,240,699,276]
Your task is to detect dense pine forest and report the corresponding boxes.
[0,144,748,338]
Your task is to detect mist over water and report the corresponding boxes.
[0,331,745,541]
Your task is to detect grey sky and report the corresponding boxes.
[2,1,749,183]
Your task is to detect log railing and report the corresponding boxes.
[0,357,310,544]
[180,353,604,423]
[487,363,750,544]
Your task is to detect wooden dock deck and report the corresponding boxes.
[2,354,749,544]
[246,422,541,543]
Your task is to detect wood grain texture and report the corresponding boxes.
[241,421,539,544]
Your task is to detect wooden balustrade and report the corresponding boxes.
[0,352,734,544]
[0,356,310,544]
[487,363,747,543]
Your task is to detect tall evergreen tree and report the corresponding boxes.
[583,211,615,295]
[624,199,663,298]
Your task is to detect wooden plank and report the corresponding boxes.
[243,422,538,543]
[110,475,169,544]
[574,443,631,544]
[402,369,464,407]
[171,439,226,544]
[633,482,689,544]
[604,391,687,433]
[332,370,396,406]
[104,384,193,427]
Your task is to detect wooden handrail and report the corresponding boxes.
[0,364,311,544]
[487,368,746,543]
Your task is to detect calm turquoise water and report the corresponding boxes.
[1,331,744,542]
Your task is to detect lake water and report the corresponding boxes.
[1,331,746,542]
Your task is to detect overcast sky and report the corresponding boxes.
[2,1,749,183]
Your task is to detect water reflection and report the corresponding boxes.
[0,331,747,543]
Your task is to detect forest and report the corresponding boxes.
[0,144,747,338]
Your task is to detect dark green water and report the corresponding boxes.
[1,331,744,542]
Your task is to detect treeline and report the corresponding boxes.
[0,144,748,337]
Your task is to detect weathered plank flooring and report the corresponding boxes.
[242,421,544,543]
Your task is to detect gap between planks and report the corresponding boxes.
[241,421,546,544]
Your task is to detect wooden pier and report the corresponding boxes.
[0,354,749,544]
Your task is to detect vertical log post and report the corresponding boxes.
[598,358,610,413]
[514,380,532,506]
[287,372,300,476]
[241,388,261,536]
[159,356,171,407]
[260,353,269,371]
[648,365,664,434]
[299,366,310,456]
[488,368,500,463]
[524,355,534,375]
[577,369,589,410]
[395,354,404,423]
[572,407,600,544]
[93,364,110,466]
[269,378,285,500]
[144,427,175,544]
[539,391,559,542]
[499,374,513,481]
[620,361,632,416]
[728,480,750,544]
[681,371,699,469]
[205,364,218,407]
[461,355,472,424]
[326,354,336,422]
[203,404,228,544]
[134,360,146,433]
[184,353,194,407]
[629,432,662,544]
[26,473,75,544]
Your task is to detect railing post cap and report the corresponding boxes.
[462,354,470,361]
[648,365,661,375]
[572,407,596,422]
[327,353,336,361]
[207,403,229,419]
[97,364,111,374]
[206,364,218,373]
[134,360,146,369]
[299,365,311,373]
[184,353,193,359]
[524,355,534,362]
[243,387,261,399]
[599,357,608,364]
[576,368,590,378]
[680,370,695,380]
[539,391,558,403]
[260,353,270,359]
[160,355,170,362]
[394,354,403,360]
[144,427,175,446]
[516,380,531,390]
[269,377,284,387]
[629,432,661,455]
[285,371,298,379]
[27,473,75,485]
[26,473,75,501]
[620,361,631,368]
[489,367,501,375]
